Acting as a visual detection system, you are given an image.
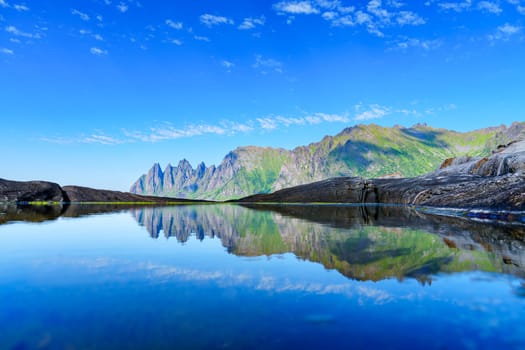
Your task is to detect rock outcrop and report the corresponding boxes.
[0,178,205,203]
[238,174,525,211]
[0,178,66,202]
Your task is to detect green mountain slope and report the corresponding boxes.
[130,122,524,200]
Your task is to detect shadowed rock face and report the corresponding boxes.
[237,174,525,211]
[61,185,201,203]
[0,178,66,202]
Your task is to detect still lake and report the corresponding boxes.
[0,203,524,349]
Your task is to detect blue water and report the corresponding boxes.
[0,205,524,349]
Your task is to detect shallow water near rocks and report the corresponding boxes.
[0,204,524,349]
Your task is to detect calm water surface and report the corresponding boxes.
[0,204,524,349]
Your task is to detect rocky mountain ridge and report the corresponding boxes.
[131,122,525,200]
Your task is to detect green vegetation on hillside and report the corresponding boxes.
[131,122,524,200]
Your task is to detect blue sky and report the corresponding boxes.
[1,0,524,190]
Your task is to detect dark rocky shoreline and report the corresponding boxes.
[0,178,203,204]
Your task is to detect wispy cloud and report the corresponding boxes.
[390,37,442,51]
[41,134,124,145]
[83,134,124,145]
[90,47,108,55]
[194,35,210,42]
[1,47,13,55]
[200,14,234,27]
[124,122,231,142]
[39,103,436,145]
[354,104,391,121]
[257,112,351,129]
[221,60,235,71]
[5,25,41,39]
[477,1,502,14]
[253,55,283,74]
[0,0,8,8]
[72,9,90,21]
[117,2,128,13]
[488,22,522,41]
[166,19,183,30]
[170,39,182,45]
[273,0,425,37]
[13,3,28,11]
[238,16,265,30]
[436,0,473,12]
[274,1,320,15]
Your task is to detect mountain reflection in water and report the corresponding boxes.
[129,204,525,283]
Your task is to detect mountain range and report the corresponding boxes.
[130,122,525,200]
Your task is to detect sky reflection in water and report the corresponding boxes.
[0,204,524,349]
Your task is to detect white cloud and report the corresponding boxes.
[477,1,502,14]
[256,112,350,130]
[437,0,472,12]
[1,47,13,55]
[392,37,442,50]
[90,47,108,55]
[332,15,355,26]
[125,123,229,142]
[0,0,8,7]
[39,105,429,145]
[72,9,90,21]
[488,22,522,41]
[170,39,182,45]
[83,134,123,145]
[117,2,128,13]
[13,4,28,11]
[221,60,235,70]
[322,11,338,20]
[498,22,521,34]
[194,35,210,42]
[274,1,320,14]
[41,134,123,145]
[257,118,279,130]
[396,11,425,25]
[5,25,40,39]
[354,104,391,121]
[253,55,283,74]
[94,34,104,41]
[166,19,183,30]
[200,14,234,27]
[238,16,266,30]
[273,0,425,36]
